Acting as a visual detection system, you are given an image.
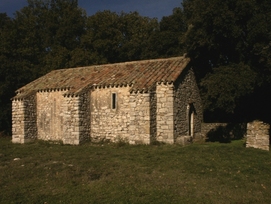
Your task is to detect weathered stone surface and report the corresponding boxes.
[246,121,270,151]
[174,68,203,143]
[12,94,37,143]
[129,91,151,144]
[37,91,65,141]
[91,87,132,143]
[156,83,174,143]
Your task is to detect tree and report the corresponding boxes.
[200,63,256,116]
[0,0,87,132]
[118,11,159,61]
[39,0,87,70]
[183,0,271,121]
[0,13,14,131]
[82,11,159,64]
[82,10,122,64]
[148,7,187,58]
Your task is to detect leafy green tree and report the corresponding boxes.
[148,7,187,58]
[183,0,271,121]
[40,0,87,70]
[83,11,159,63]
[1,11,41,131]
[0,13,14,131]
[82,10,122,64]
[200,63,256,113]
[118,12,159,61]
[0,0,87,132]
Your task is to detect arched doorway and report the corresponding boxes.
[188,103,195,137]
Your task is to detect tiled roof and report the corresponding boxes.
[13,56,190,99]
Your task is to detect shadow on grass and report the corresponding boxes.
[206,123,247,143]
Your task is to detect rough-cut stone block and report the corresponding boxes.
[246,121,269,151]
[12,138,21,143]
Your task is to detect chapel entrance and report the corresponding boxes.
[188,103,195,137]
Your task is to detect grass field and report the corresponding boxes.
[1,137,271,203]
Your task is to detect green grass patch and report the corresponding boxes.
[1,137,271,203]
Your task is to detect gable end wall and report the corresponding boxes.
[174,68,202,142]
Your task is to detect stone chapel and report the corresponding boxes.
[12,56,202,145]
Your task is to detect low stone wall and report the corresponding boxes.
[201,123,227,139]
[246,121,270,151]
[201,123,246,143]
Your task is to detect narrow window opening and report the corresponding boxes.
[112,93,117,110]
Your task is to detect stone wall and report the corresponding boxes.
[12,99,24,143]
[149,88,157,143]
[62,96,81,145]
[246,121,270,151]
[78,92,91,143]
[129,92,151,144]
[201,123,227,141]
[36,91,65,141]
[202,123,247,142]
[156,83,174,144]
[174,68,203,144]
[90,86,131,142]
[12,94,37,143]
[24,94,38,141]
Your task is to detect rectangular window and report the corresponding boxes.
[112,93,117,110]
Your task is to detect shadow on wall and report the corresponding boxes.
[206,123,247,143]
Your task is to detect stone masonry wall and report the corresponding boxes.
[36,91,65,141]
[202,123,246,142]
[62,96,81,145]
[78,92,91,143]
[12,94,37,143]
[174,68,202,144]
[246,121,270,151]
[156,83,174,144]
[129,92,151,144]
[91,86,131,142]
[12,100,24,143]
[23,94,38,141]
[149,88,157,143]
[201,123,227,138]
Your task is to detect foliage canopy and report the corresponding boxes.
[183,0,271,121]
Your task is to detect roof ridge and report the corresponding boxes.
[52,56,187,72]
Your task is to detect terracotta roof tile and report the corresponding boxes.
[13,56,190,99]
